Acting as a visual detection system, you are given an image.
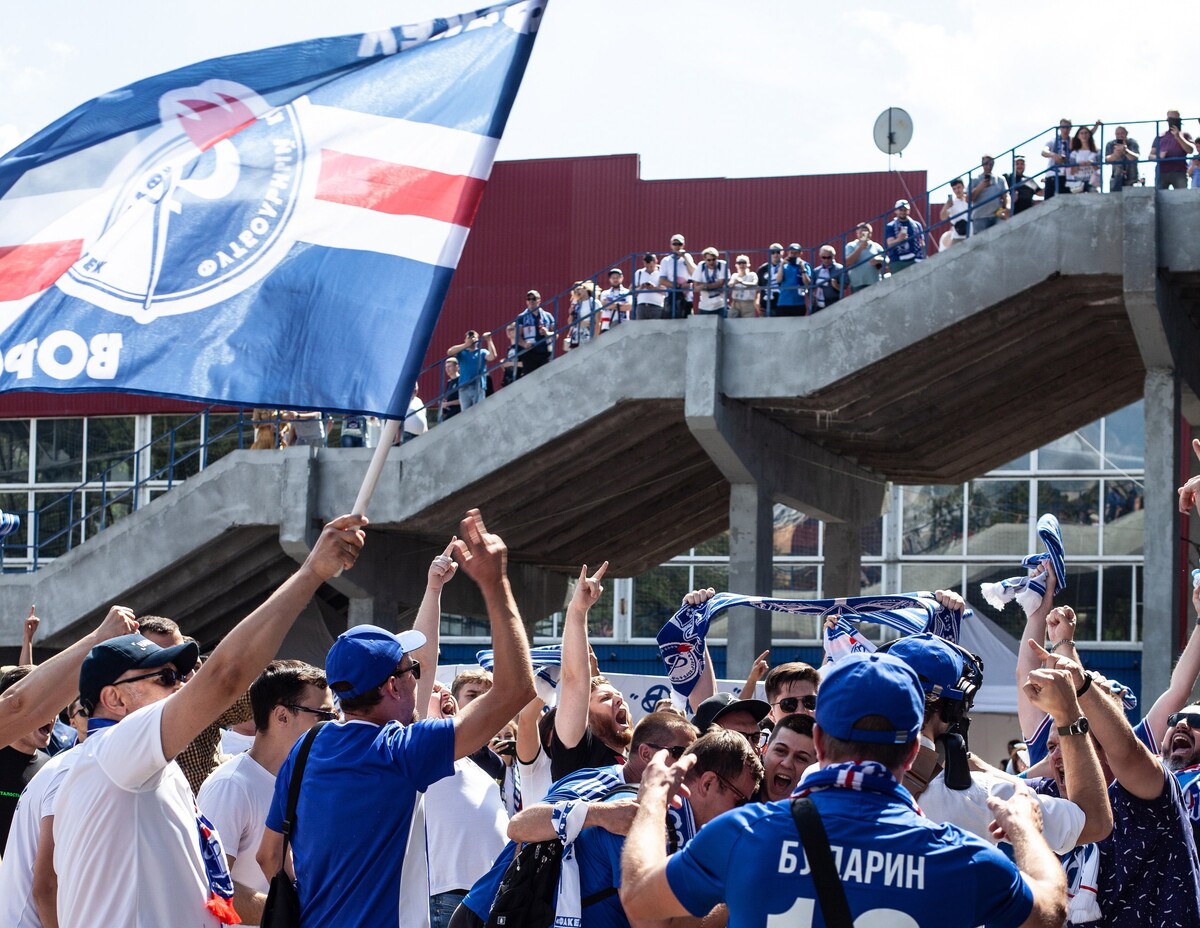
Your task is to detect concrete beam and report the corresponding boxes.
[726,483,774,677]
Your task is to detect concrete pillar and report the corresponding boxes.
[726,483,774,679]
[348,594,400,630]
[1141,368,1183,702]
[823,522,863,598]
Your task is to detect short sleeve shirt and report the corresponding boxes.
[196,751,276,895]
[266,717,455,928]
[548,725,625,783]
[665,789,1034,928]
[455,346,489,388]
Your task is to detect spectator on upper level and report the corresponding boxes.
[755,244,784,316]
[634,253,668,320]
[1191,151,1200,189]
[1042,118,1074,199]
[773,243,810,317]
[1068,127,1101,193]
[691,247,729,316]
[970,155,1010,232]
[940,178,970,249]
[727,255,758,318]
[1150,109,1195,189]
[402,389,427,443]
[567,281,600,350]
[844,224,885,294]
[660,234,696,319]
[1004,155,1042,214]
[599,269,632,332]
[516,289,554,375]
[447,330,497,413]
[885,200,925,274]
[499,323,521,386]
[281,410,325,447]
[1104,127,1141,192]
[440,357,461,423]
[810,246,844,313]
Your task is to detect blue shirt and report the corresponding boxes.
[461,764,625,919]
[885,218,925,262]
[665,778,1033,928]
[456,346,488,388]
[775,260,810,307]
[266,718,455,928]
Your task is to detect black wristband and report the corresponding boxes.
[1075,671,1094,698]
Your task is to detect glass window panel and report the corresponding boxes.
[150,414,203,481]
[82,489,135,541]
[33,491,84,558]
[0,421,31,484]
[775,504,819,557]
[693,531,729,557]
[0,491,30,555]
[1103,401,1144,471]
[902,563,964,597]
[861,517,883,557]
[992,452,1030,471]
[35,419,83,484]
[532,613,559,639]
[903,485,963,556]
[1101,480,1144,556]
[441,613,491,637]
[967,480,1029,555]
[770,566,821,639]
[1101,565,1133,642]
[631,566,690,638]
[860,565,883,596]
[1037,480,1100,554]
[1066,565,1099,641]
[588,585,615,639]
[969,563,1029,640]
[85,417,136,481]
[1039,422,1101,470]
[693,566,730,638]
[202,414,248,468]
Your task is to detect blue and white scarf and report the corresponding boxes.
[657,592,965,704]
[550,798,590,928]
[478,644,562,707]
[980,513,1067,616]
[0,510,19,539]
[792,761,922,813]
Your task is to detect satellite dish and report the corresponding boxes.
[873,107,913,156]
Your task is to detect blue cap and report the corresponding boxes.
[815,652,923,745]
[326,625,426,701]
[886,633,966,701]
[78,633,199,713]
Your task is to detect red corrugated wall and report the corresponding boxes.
[418,154,926,398]
[0,154,925,417]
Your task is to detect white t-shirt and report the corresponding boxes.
[945,194,969,238]
[423,756,509,895]
[729,270,758,302]
[518,744,553,807]
[634,267,666,308]
[0,746,83,928]
[219,728,255,757]
[196,751,275,900]
[53,700,222,928]
[690,260,728,311]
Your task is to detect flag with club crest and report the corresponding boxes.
[0,1,546,416]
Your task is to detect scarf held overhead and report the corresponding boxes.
[979,514,1067,616]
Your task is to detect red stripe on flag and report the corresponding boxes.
[0,240,83,302]
[315,150,487,227]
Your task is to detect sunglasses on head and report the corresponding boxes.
[1168,711,1200,729]
[111,667,183,689]
[772,694,817,714]
[644,742,688,759]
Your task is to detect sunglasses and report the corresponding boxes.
[714,772,752,806]
[644,742,689,759]
[111,667,183,689]
[1167,712,1200,729]
[285,704,339,721]
[772,694,817,714]
[733,728,769,749]
[526,296,538,301]
[392,660,421,681]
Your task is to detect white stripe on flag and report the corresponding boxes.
[295,198,470,268]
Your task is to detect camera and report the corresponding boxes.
[1169,117,1183,131]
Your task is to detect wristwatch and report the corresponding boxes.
[1057,716,1090,737]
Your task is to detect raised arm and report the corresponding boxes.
[986,791,1068,928]
[159,514,365,760]
[1145,581,1200,738]
[19,606,38,667]
[507,797,637,843]
[621,751,696,921]
[740,650,769,702]
[448,510,536,760]
[514,694,545,766]
[411,539,459,717]
[1178,438,1200,514]
[556,562,608,750]
[0,605,138,748]
[1016,565,1058,739]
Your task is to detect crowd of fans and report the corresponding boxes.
[0,446,1197,927]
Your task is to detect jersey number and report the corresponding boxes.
[767,899,920,927]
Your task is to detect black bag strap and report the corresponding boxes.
[790,797,854,928]
[278,721,327,861]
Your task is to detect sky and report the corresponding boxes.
[0,0,1193,193]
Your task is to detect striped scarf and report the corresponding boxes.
[478,644,562,706]
[979,514,1067,616]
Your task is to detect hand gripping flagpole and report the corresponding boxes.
[351,418,402,516]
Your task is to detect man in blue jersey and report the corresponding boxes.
[885,200,925,275]
[259,510,536,928]
[620,651,1067,928]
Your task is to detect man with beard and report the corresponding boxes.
[758,713,814,801]
[1162,703,1200,845]
[550,563,633,781]
[0,667,54,849]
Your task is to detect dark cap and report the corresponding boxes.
[642,252,656,262]
[78,634,199,712]
[691,692,771,734]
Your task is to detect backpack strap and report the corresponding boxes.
[790,797,854,928]
[278,721,327,863]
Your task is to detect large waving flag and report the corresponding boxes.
[0,1,545,416]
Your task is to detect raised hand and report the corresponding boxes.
[23,607,39,642]
[1178,438,1200,514]
[1023,667,1081,723]
[428,538,459,592]
[307,514,368,579]
[1046,606,1076,645]
[452,509,508,589]
[683,587,716,607]
[1026,639,1086,690]
[97,605,139,640]
[571,562,609,611]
